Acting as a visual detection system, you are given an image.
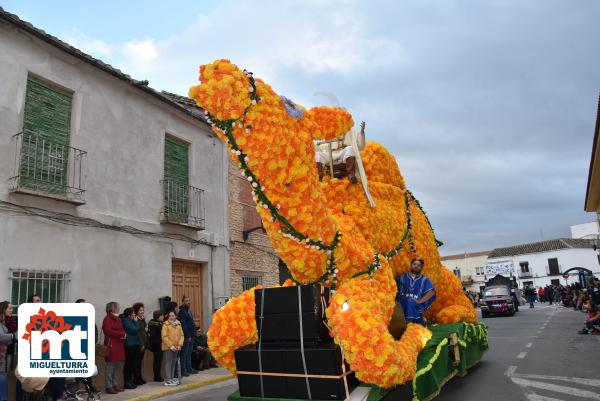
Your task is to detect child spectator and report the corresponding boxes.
[162,311,184,386]
[148,310,164,382]
[578,302,600,334]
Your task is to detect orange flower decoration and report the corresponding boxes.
[207,287,259,370]
[190,60,478,387]
[306,106,354,140]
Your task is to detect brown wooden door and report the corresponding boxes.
[171,259,203,329]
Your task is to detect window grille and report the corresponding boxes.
[8,269,71,313]
[242,276,262,291]
[160,179,205,229]
[9,131,87,202]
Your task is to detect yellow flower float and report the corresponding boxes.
[189,59,477,388]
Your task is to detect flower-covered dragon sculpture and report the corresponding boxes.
[189,59,477,388]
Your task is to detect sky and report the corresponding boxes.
[3,0,598,255]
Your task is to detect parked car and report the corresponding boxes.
[480,285,516,317]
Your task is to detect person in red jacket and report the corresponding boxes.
[102,302,126,394]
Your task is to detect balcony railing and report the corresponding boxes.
[546,265,562,276]
[9,131,86,204]
[519,271,532,277]
[160,179,205,230]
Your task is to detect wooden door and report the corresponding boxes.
[171,259,203,329]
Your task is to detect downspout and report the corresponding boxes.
[210,244,215,318]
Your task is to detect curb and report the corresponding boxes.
[123,374,235,401]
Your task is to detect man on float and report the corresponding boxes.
[396,259,436,325]
[315,121,366,184]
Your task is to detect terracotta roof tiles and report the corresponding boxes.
[488,238,595,258]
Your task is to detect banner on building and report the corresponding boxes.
[484,261,514,277]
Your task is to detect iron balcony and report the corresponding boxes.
[9,131,86,204]
[160,179,205,230]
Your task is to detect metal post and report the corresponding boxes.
[16,270,21,307]
[327,143,334,177]
[25,270,30,303]
[41,271,45,303]
[55,272,60,302]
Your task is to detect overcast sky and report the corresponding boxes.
[4,0,599,254]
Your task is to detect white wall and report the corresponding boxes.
[487,248,600,288]
[0,21,230,330]
[570,222,600,240]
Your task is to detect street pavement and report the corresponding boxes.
[153,303,600,401]
[437,303,600,401]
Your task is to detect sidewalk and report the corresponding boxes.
[101,368,233,401]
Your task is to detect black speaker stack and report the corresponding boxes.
[234,285,358,400]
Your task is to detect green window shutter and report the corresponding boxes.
[164,135,190,222]
[23,76,72,144]
[164,135,189,185]
[20,76,73,194]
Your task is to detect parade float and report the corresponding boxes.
[188,59,488,401]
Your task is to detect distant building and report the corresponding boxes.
[441,251,490,292]
[486,238,599,288]
[570,221,599,240]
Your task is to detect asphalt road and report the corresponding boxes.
[437,303,600,401]
[155,303,600,401]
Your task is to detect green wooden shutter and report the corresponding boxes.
[20,76,73,193]
[164,135,190,221]
[23,76,72,144]
[164,135,189,184]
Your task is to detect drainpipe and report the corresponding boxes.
[209,243,215,327]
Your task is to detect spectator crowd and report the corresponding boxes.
[0,295,217,401]
[101,295,217,393]
[520,278,600,335]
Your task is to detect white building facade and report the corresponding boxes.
[486,239,600,289]
[441,251,490,292]
[570,221,600,240]
[0,9,230,330]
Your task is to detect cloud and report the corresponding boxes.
[60,29,112,58]
[55,0,600,255]
[85,0,407,99]
[121,39,159,64]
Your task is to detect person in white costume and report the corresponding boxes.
[315,121,366,184]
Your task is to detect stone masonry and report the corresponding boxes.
[229,159,280,296]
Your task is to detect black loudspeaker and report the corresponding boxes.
[235,342,357,400]
[254,285,330,347]
[158,296,171,313]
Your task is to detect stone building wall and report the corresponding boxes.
[228,159,280,296]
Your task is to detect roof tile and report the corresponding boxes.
[488,238,595,258]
